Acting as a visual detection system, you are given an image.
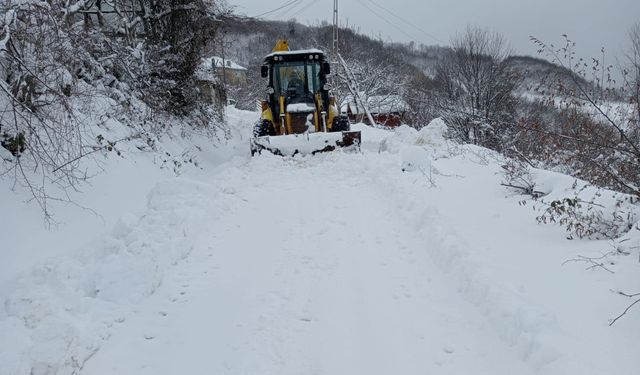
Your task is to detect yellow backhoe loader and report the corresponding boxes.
[250,40,361,156]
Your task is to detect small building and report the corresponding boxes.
[202,56,248,87]
[341,94,409,127]
[195,58,225,105]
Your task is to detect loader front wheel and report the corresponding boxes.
[254,120,276,137]
[331,115,350,132]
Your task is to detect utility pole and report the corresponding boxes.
[332,0,339,61]
[332,0,341,109]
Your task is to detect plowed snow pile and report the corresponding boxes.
[1,108,638,375]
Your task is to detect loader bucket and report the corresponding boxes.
[250,131,361,157]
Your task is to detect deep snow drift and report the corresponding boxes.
[1,108,638,375]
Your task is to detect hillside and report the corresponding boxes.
[216,18,593,111]
[506,55,592,93]
[217,18,431,112]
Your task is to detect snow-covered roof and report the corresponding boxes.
[195,56,247,81]
[194,63,217,82]
[203,56,247,71]
[264,49,325,59]
[341,95,409,115]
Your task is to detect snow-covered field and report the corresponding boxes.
[1,108,638,375]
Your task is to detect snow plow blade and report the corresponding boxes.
[250,131,361,157]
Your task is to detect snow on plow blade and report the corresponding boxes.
[250,131,361,157]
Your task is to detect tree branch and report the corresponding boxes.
[609,295,640,326]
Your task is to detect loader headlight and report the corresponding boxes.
[266,87,274,94]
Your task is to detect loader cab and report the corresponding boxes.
[262,49,331,115]
[251,43,360,154]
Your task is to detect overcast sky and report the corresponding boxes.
[229,0,640,63]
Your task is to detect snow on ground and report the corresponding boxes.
[1,108,639,375]
[521,92,637,130]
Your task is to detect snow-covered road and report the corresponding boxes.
[2,109,638,375]
[82,152,535,375]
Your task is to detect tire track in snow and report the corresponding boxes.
[81,151,535,375]
[366,147,570,373]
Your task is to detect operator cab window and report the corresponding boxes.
[273,61,321,103]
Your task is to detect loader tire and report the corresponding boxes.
[254,120,275,137]
[331,115,350,132]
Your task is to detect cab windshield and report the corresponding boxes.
[273,61,321,102]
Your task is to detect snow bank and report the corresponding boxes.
[378,125,418,154]
[0,178,224,374]
[350,123,391,152]
[372,118,453,158]
[400,146,432,173]
[415,117,449,151]
[369,164,566,371]
[0,106,256,375]
[507,161,640,239]
[362,117,637,372]
[329,120,568,369]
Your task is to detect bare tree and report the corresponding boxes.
[433,26,520,150]
[0,1,98,221]
[336,54,411,123]
[0,0,230,221]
